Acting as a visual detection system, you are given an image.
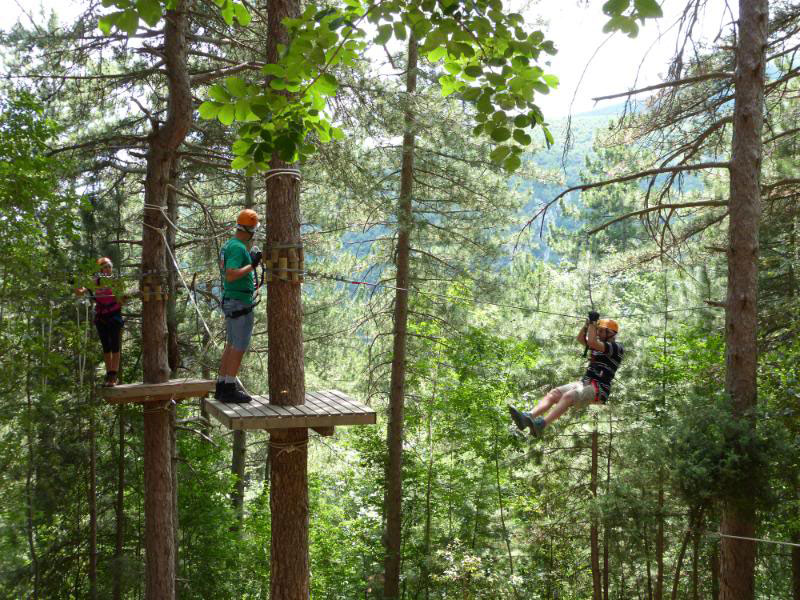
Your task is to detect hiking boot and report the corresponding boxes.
[217,382,252,404]
[509,406,534,432]
[214,380,224,400]
[530,416,547,437]
[103,371,118,387]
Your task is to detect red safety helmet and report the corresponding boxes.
[236,209,260,232]
[597,318,619,334]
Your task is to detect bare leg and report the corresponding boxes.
[530,389,561,418]
[219,345,246,378]
[111,352,121,372]
[542,391,576,426]
[103,352,113,373]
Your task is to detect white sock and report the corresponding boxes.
[217,376,225,383]
[225,376,236,384]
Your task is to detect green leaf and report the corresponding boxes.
[393,21,406,40]
[503,154,521,172]
[220,0,235,26]
[602,0,630,16]
[209,84,231,103]
[463,65,482,78]
[98,16,114,35]
[489,145,510,163]
[233,2,251,25]
[331,126,345,140]
[235,99,250,121]
[490,127,511,142]
[634,0,663,18]
[232,139,252,155]
[375,24,392,45]
[218,103,236,125]
[542,125,554,148]
[225,76,248,97]
[444,62,461,75]
[135,0,162,26]
[512,129,531,145]
[262,63,285,78]
[315,73,338,96]
[543,74,559,88]
[513,114,529,128]
[426,46,447,62]
[118,9,139,34]
[231,155,253,170]
[198,101,222,119]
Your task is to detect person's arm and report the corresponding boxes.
[584,323,605,352]
[576,323,589,346]
[226,264,255,282]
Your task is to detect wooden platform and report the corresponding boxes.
[204,389,376,432]
[100,379,215,404]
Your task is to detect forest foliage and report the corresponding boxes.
[0,0,799,599]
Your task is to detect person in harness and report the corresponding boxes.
[509,312,624,436]
[76,257,130,387]
[215,208,263,403]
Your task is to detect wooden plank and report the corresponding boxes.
[323,390,366,415]
[328,389,369,412]
[312,426,335,437]
[101,378,214,402]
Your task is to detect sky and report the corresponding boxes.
[1,0,735,118]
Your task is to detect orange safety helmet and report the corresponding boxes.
[97,256,113,267]
[597,318,619,334]
[236,209,260,232]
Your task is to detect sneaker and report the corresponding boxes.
[103,371,118,387]
[214,380,224,400]
[218,382,252,404]
[509,406,534,432]
[530,416,547,437]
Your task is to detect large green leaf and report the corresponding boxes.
[135,0,162,26]
[198,101,222,120]
[218,104,236,125]
[634,0,663,18]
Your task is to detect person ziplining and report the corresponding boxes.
[76,256,135,387]
[215,208,262,403]
[509,311,624,436]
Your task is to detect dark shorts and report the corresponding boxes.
[96,313,124,353]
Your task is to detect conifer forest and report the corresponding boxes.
[1,0,799,598]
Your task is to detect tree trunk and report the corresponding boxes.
[384,34,418,600]
[792,531,800,599]
[720,2,768,599]
[113,405,126,600]
[141,2,193,598]
[711,544,720,600]
[25,346,39,600]
[655,476,664,600]
[670,527,691,600]
[89,383,98,600]
[265,0,307,596]
[232,431,246,529]
[590,429,601,599]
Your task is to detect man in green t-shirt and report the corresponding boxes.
[215,208,262,403]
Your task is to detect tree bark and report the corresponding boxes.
[590,429,601,599]
[231,431,246,528]
[792,531,800,599]
[89,383,98,600]
[141,2,193,598]
[655,476,664,600]
[720,1,768,599]
[113,406,126,600]
[384,34,418,600]
[265,0,307,596]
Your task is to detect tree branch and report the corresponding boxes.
[592,72,733,102]
[586,201,728,235]
[521,161,730,239]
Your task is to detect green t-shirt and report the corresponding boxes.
[220,237,254,303]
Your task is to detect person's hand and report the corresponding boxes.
[250,250,262,270]
[76,287,87,296]
[588,310,600,323]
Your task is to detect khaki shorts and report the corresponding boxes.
[555,381,599,408]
